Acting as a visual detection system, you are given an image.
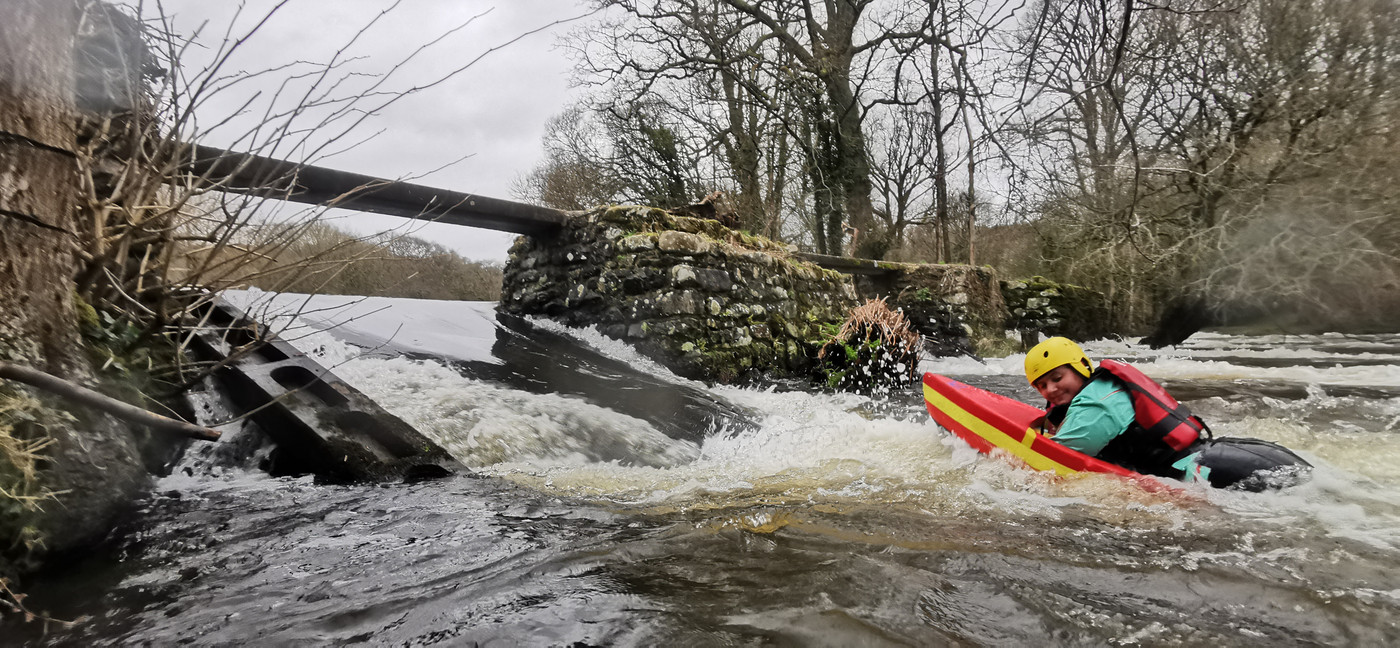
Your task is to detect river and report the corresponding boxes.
[7,293,1400,645]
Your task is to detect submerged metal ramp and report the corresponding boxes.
[185,298,461,482]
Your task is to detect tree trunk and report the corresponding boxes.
[929,53,951,264]
[717,66,765,232]
[0,0,86,376]
[828,70,882,258]
[0,0,153,567]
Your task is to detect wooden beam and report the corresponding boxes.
[796,252,900,277]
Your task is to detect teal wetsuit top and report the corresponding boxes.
[1052,379,1134,456]
[1053,377,1209,482]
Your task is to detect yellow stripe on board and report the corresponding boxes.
[923,382,1077,475]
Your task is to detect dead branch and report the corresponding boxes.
[0,362,220,441]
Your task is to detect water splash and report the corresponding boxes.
[225,291,1400,578]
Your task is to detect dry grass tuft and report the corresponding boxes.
[817,298,922,394]
[0,393,59,515]
[820,297,921,360]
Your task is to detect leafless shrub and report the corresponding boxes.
[64,1,533,389]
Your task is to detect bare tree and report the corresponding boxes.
[569,1,802,235]
[870,0,1017,264]
[570,1,939,257]
[1007,0,1400,329]
[719,0,940,258]
[869,107,936,257]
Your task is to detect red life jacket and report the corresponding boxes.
[1095,359,1209,452]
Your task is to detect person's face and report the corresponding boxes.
[1032,365,1087,407]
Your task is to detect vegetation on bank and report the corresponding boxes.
[817,299,921,395]
[0,393,57,561]
[197,222,503,302]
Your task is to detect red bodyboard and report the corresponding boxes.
[921,372,1136,477]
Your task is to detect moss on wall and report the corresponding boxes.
[502,205,858,382]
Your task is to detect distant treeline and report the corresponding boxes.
[217,222,503,301]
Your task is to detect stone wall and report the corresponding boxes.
[878,264,1011,356]
[502,206,860,382]
[502,207,1112,380]
[1001,276,1112,344]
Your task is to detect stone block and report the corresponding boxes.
[658,290,703,316]
[723,303,751,317]
[622,268,667,294]
[673,266,734,292]
[652,316,701,337]
[620,234,658,252]
[700,268,732,291]
[658,230,713,255]
[671,264,699,287]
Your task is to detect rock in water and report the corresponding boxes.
[1140,297,1215,349]
[817,298,921,395]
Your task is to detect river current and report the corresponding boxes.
[8,293,1400,645]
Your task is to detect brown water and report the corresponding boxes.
[7,296,1400,645]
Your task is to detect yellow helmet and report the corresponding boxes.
[1024,337,1093,384]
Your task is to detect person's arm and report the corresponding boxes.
[1052,394,1131,456]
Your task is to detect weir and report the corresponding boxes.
[187,144,1105,381]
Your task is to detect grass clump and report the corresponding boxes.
[0,392,62,555]
[816,298,921,395]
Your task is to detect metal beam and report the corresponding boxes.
[185,144,569,237]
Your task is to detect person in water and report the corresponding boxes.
[1025,337,1311,490]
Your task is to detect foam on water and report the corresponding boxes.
[337,353,700,469]
[926,334,1400,387]
[309,336,1196,529]
[919,353,1021,377]
[527,317,699,386]
[229,292,1400,559]
[270,318,1109,519]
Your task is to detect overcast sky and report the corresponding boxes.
[155,1,596,262]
